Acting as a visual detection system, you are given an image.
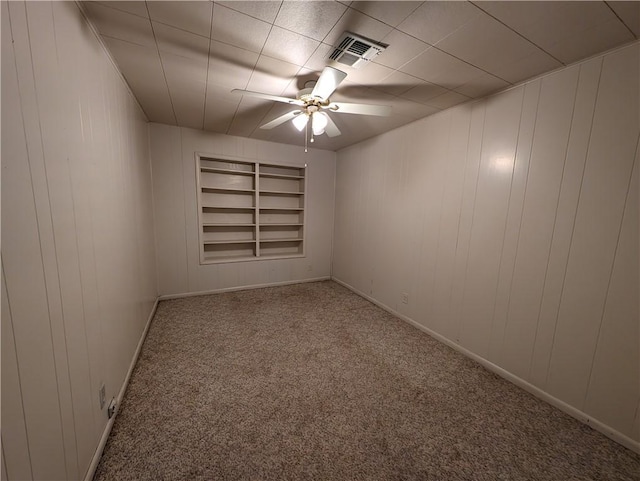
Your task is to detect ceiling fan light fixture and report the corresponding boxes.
[312,112,328,135]
[292,113,308,131]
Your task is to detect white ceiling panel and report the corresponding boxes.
[96,1,148,18]
[274,1,348,41]
[607,1,640,37]
[400,47,487,89]
[211,4,272,53]
[397,1,481,45]
[323,8,393,46]
[216,1,282,24]
[84,2,155,47]
[262,26,320,66]
[160,51,208,129]
[435,13,557,79]
[350,1,421,28]
[375,29,430,70]
[101,36,175,124]
[153,22,209,61]
[82,0,638,151]
[147,1,212,37]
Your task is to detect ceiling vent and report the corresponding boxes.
[329,32,387,69]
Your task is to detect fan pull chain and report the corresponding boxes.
[304,118,308,153]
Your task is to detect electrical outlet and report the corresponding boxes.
[107,398,117,419]
[401,292,409,304]
[99,384,106,410]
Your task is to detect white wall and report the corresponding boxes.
[149,124,336,296]
[333,42,639,449]
[1,2,157,480]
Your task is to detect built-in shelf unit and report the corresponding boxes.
[196,153,307,264]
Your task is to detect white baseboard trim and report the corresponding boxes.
[331,277,640,455]
[83,297,160,481]
[158,276,331,300]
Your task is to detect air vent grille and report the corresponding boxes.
[328,32,387,69]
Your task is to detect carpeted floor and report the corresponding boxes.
[94,281,639,480]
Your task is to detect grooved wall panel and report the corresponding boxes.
[333,41,640,446]
[1,2,158,479]
[149,124,335,296]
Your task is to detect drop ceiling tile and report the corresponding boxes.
[424,90,471,110]
[375,29,430,70]
[375,70,423,96]
[323,7,393,46]
[281,67,315,98]
[303,42,338,72]
[208,40,259,90]
[262,26,320,66]
[547,17,635,64]
[400,47,486,89]
[211,5,271,53]
[160,51,208,129]
[368,87,442,119]
[84,2,155,47]
[397,1,481,45]
[350,1,422,27]
[608,1,640,37]
[203,93,241,133]
[492,48,562,84]
[101,36,175,124]
[476,1,634,64]
[400,81,448,104]
[342,61,395,86]
[274,1,348,42]
[227,96,275,137]
[454,72,510,98]
[216,1,282,24]
[96,1,148,18]
[153,22,209,61]
[435,13,556,79]
[147,1,212,37]
[246,55,301,94]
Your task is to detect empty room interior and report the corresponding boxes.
[2,0,639,479]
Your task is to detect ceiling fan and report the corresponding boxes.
[232,67,391,149]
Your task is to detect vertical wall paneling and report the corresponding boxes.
[584,148,638,438]
[3,2,69,478]
[333,42,640,446]
[488,79,541,365]
[546,45,639,409]
[529,57,603,388]
[3,1,158,478]
[150,125,336,296]
[1,446,8,481]
[500,66,580,379]
[457,87,523,358]
[428,107,472,337]
[1,266,33,481]
[448,102,485,343]
[25,2,96,471]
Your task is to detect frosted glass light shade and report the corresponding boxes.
[312,112,328,135]
[292,113,308,131]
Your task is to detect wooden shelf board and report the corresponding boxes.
[201,186,255,193]
[259,190,304,195]
[259,172,304,180]
[203,223,256,227]
[203,239,256,245]
[259,207,303,211]
[202,206,256,211]
[259,223,303,227]
[259,238,303,243]
[200,167,255,176]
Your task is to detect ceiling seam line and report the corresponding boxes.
[235,1,284,138]
[202,2,215,130]
[603,1,638,39]
[144,1,178,125]
[469,1,565,66]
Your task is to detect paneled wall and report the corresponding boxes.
[150,124,336,296]
[333,42,639,448]
[1,2,157,480]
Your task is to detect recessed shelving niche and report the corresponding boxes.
[196,154,306,264]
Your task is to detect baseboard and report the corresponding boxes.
[83,297,160,481]
[158,276,331,300]
[331,277,640,455]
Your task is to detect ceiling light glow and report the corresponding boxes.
[292,113,308,131]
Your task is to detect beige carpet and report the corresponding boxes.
[94,281,639,480]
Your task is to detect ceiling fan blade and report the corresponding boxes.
[260,110,303,130]
[232,89,304,106]
[311,67,347,100]
[327,102,392,116]
[324,114,341,138]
